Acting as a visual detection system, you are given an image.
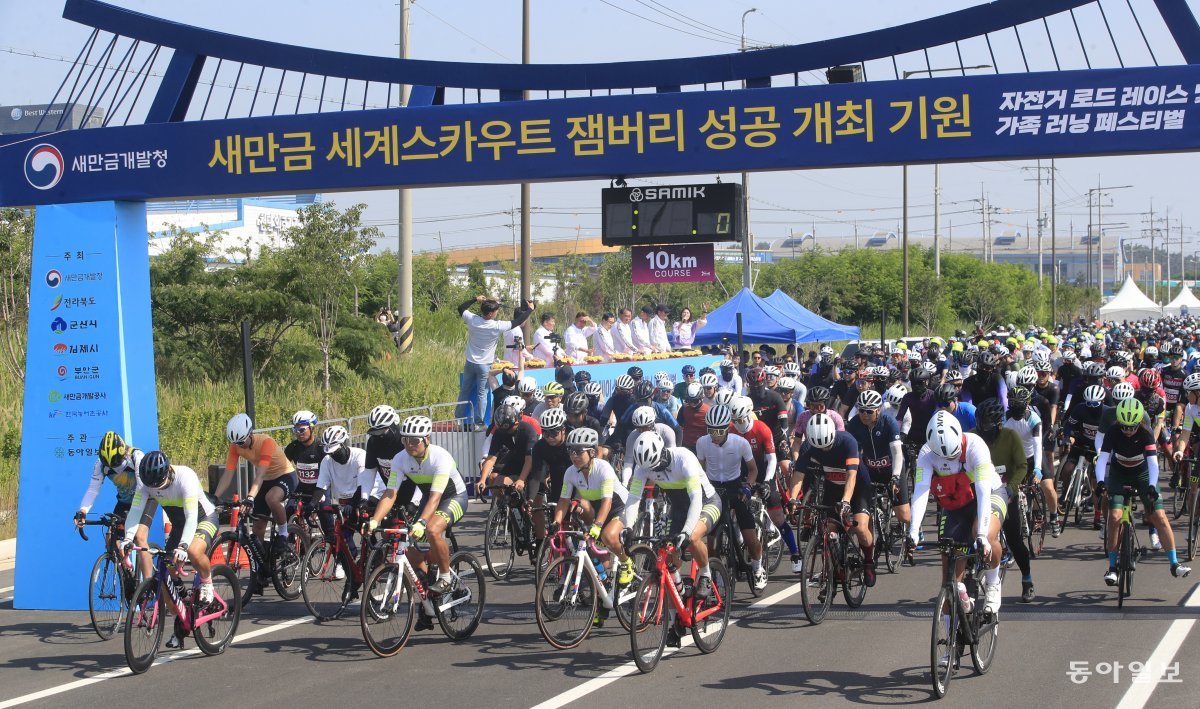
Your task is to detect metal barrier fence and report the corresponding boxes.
[227,400,481,500]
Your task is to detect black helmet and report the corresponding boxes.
[634,380,655,402]
[627,366,644,381]
[910,367,932,392]
[808,386,831,406]
[564,391,589,415]
[976,398,1005,432]
[574,370,592,386]
[935,382,959,406]
[138,450,172,489]
[978,351,998,369]
[1010,386,1032,405]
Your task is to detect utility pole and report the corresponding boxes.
[933,164,941,277]
[1051,159,1057,325]
[395,0,414,354]
[902,166,909,336]
[519,0,533,311]
[739,8,758,289]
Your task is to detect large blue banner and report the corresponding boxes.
[15,201,159,610]
[3,65,1200,206]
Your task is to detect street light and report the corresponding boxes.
[1086,183,1132,299]
[899,64,991,337]
[739,7,759,290]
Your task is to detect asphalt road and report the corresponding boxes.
[2,501,1199,709]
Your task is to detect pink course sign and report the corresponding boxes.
[631,244,715,284]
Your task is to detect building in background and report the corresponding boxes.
[147,194,319,263]
[0,103,103,133]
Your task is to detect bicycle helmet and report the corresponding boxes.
[564,391,589,415]
[1032,358,1052,373]
[1115,398,1145,427]
[98,431,128,468]
[806,413,837,450]
[1139,368,1161,390]
[1009,386,1033,406]
[1106,365,1126,381]
[1184,372,1200,391]
[494,401,521,427]
[502,395,526,413]
[1082,361,1105,378]
[684,382,703,401]
[401,415,433,438]
[857,389,883,411]
[1144,345,1159,358]
[975,398,1005,432]
[730,396,753,423]
[543,381,565,397]
[540,408,567,431]
[633,431,669,470]
[627,366,644,381]
[566,426,599,450]
[532,389,545,403]
[321,425,350,453]
[977,351,998,369]
[783,362,802,377]
[654,370,671,384]
[871,365,891,382]
[366,404,399,433]
[292,409,318,428]
[926,411,964,459]
[777,377,798,393]
[719,359,734,370]
[681,364,696,376]
[705,404,732,429]
[633,380,655,402]
[808,386,831,406]
[573,370,592,386]
[935,382,959,406]
[518,376,538,394]
[699,373,719,389]
[745,367,767,387]
[1016,366,1037,387]
[944,369,964,384]
[921,361,938,375]
[1083,384,1106,406]
[138,450,172,489]
[225,413,254,445]
[631,406,657,428]
[500,368,519,387]
[584,381,603,398]
[1111,382,1135,402]
[885,383,908,407]
[615,374,635,391]
[909,367,932,393]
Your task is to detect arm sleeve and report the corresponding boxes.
[622,470,647,528]
[901,409,912,435]
[509,306,533,330]
[1031,416,1043,471]
[998,377,1009,410]
[889,440,904,479]
[458,298,476,315]
[257,438,276,468]
[225,445,240,472]
[79,461,105,512]
[762,452,778,482]
[122,487,149,542]
[179,478,201,546]
[970,449,996,530]
[1095,434,1111,483]
[681,465,706,536]
[908,453,933,544]
[1148,451,1161,487]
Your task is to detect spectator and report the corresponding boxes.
[650,305,672,352]
[594,312,618,362]
[672,305,708,349]
[613,307,636,354]
[532,312,563,363]
[458,295,534,426]
[563,311,597,360]
[631,305,654,353]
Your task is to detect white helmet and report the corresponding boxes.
[566,427,599,449]
[502,395,526,413]
[777,377,797,393]
[1083,384,1107,404]
[714,389,735,407]
[292,410,318,428]
[921,361,938,374]
[539,407,567,431]
[806,413,837,450]
[705,404,732,428]
[1106,366,1126,380]
[584,381,603,398]
[886,384,908,407]
[615,374,636,391]
[730,396,753,422]
[518,376,538,394]
[226,413,253,445]
[764,366,780,378]
[783,362,802,377]
[684,382,703,400]
[320,425,349,453]
[532,388,545,403]
[400,415,433,438]
[1183,372,1200,391]
[820,345,834,355]
[1017,366,1037,387]
[1111,382,1135,402]
[1145,345,1159,357]
[926,410,963,459]
[633,431,668,469]
[857,389,883,411]
[631,406,657,428]
[366,404,399,433]
[699,373,719,389]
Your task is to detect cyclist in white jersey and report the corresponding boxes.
[695,404,766,590]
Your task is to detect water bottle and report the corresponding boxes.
[956,581,973,613]
[592,556,608,581]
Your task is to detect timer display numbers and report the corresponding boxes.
[602,183,742,246]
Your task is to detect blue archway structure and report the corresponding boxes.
[5,0,1200,608]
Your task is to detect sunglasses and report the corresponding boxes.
[567,447,591,456]
[708,427,729,436]
[402,436,425,446]
[1120,424,1140,432]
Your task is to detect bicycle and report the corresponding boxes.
[77,513,156,640]
[628,535,731,673]
[797,483,868,625]
[868,482,904,574]
[1056,454,1090,534]
[534,519,655,649]
[300,503,386,621]
[359,521,486,657]
[1102,486,1146,608]
[209,496,308,603]
[710,485,773,598]
[1018,476,1047,558]
[1179,456,1200,561]
[929,539,1000,699]
[483,485,554,581]
[123,546,241,674]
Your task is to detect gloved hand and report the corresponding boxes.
[739,483,753,499]
[74,510,86,528]
[547,522,561,537]
[173,544,189,565]
[672,532,690,550]
[975,535,991,560]
[411,519,427,541]
[837,500,852,521]
[588,524,602,540]
[119,537,135,557]
[364,518,380,535]
[241,496,255,512]
[1033,468,1043,481]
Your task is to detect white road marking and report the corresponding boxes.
[0,615,315,708]
[1115,582,1200,709]
[0,586,13,594]
[530,578,807,709]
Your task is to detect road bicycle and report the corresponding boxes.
[1017,476,1048,558]
[709,485,775,598]
[797,482,868,624]
[929,539,999,699]
[77,513,157,640]
[534,521,654,649]
[1056,454,1090,534]
[483,484,554,581]
[1179,456,1200,561]
[123,546,241,674]
[359,521,486,657]
[628,535,731,673]
[209,496,308,603]
[868,482,904,573]
[1102,486,1146,608]
[300,503,384,621]
[630,483,672,542]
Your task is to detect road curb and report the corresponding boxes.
[0,536,14,565]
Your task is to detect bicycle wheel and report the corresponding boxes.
[799,535,833,625]
[841,542,868,608]
[209,531,253,601]
[1024,485,1046,557]
[270,530,308,601]
[690,559,731,654]
[1059,468,1080,533]
[614,544,656,632]
[483,503,515,581]
[360,562,416,657]
[971,606,999,674]
[535,556,597,649]
[629,571,668,674]
[1188,493,1200,562]
[1119,523,1135,605]
[711,521,740,597]
[930,585,958,699]
[876,509,901,574]
[123,578,163,674]
[762,514,784,575]
[436,551,486,641]
[88,552,124,640]
[192,564,241,656]
[301,540,352,621]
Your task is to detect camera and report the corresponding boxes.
[546,332,563,344]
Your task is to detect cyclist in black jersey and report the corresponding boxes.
[284,410,325,504]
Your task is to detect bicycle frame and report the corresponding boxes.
[547,532,625,611]
[132,547,230,635]
[378,528,473,615]
[642,544,724,630]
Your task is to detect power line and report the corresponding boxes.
[594,0,740,45]
[409,3,516,63]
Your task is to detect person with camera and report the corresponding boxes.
[459,294,534,426]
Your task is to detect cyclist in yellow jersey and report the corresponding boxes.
[551,427,635,584]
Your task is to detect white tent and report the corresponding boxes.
[1099,275,1162,322]
[1164,284,1200,316]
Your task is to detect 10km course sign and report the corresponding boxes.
[631,244,715,284]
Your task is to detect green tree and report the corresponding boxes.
[0,208,32,382]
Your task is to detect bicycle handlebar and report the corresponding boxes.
[76,513,118,542]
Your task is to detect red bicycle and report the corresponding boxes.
[628,536,731,673]
[300,503,387,621]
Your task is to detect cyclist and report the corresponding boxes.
[1004,386,1045,551]
[730,396,797,573]
[311,425,374,579]
[847,389,911,547]
[491,368,520,426]
[792,386,844,454]
[676,382,711,452]
[564,391,604,438]
[961,350,1008,409]
[936,382,976,432]
[368,416,469,632]
[599,374,638,457]
[906,412,1006,617]
[532,382,564,421]
[1059,384,1110,530]
[1169,373,1200,473]
[793,413,876,586]
[284,410,325,506]
[1096,398,1191,583]
[552,427,636,587]
[76,431,155,580]
[120,451,219,649]
[1030,359,1062,534]
[622,405,678,486]
[974,397,1035,602]
[695,405,766,591]
[583,381,605,421]
[361,405,406,516]
[477,399,538,496]
[522,408,573,561]
[655,377,681,418]
[718,359,742,394]
[699,372,721,407]
[673,364,698,401]
[746,366,790,448]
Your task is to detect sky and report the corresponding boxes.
[2,0,1200,260]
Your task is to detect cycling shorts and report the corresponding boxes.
[1063,445,1096,469]
[430,489,469,527]
[577,496,626,526]
[114,498,158,529]
[938,494,1007,544]
[165,507,220,552]
[664,488,721,537]
[820,478,872,516]
[1106,467,1163,512]
[252,473,298,519]
[713,480,756,530]
[865,466,911,506]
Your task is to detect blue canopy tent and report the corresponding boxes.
[764,289,860,342]
[691,288,815,346]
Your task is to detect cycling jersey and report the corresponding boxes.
[561,458,629,506]
[1161,365,1187,407]
[1178,403,1200,448]
[388,443,468,498]
[718,371,742,394]
[315,446,375,500]
[365,433,405,487]
[124,465,217,550]
[897,390,938,446]
[733,417,777,480]
[961,370,1008,409]
[695,432,754,483]
[795,432,862,486]
[624,447,718,536]
[676,401,710,449]
[1097,426,1157,481]
[846,412,902,477]
[977,427,1027,492]
[530,437,573,502]
[748,387,789,439]
[623,423,678,481]
[1062,401,1107,450]
[284,438,325,493]
[566,414,604,438]
[949,401,977,432]
[226,434,295,479]
[487,420,538,478]
[909,432,1002,545]
[79,448,145,512]
[1003,409,1043,465]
